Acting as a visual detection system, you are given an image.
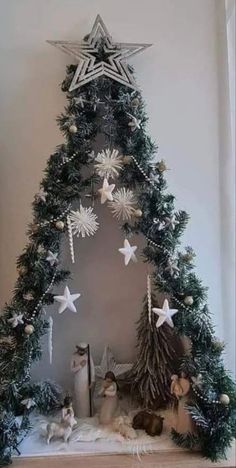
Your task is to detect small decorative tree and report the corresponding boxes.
[130,295,180,409]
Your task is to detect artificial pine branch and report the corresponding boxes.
[0,47,235,464]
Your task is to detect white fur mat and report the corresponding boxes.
[18,409,184,458]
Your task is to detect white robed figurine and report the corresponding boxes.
[99,371,119,425]
[71,343,95,418]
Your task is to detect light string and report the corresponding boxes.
[191,382,222,406]
[13,271,58,390]
[29,270,57,321]
[34,205,71,229]
[130,155,157,188]
[57,151,78,169]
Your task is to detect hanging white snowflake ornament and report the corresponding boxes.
[69,204,99,238]
[94,149,123,180]
[8,313,24,328]
[98,178,115,204]
[119,239,138,266]
[152,299,178,328]
[54,286,80,314]
[109,188,137,221]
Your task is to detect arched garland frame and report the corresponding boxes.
[0,64,235,464]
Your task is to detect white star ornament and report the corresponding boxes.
[46,251,58,266]
[54,286,80,314]
[8,313,24,328]
[119,239,137,266]
[98,178,115,204]
[152,299,178,328]
[47,15,152,92]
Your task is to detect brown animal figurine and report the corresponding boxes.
[132,410,164,436]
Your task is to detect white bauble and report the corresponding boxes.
[55,220,65,230]
[220,394,230,405]
[24,324,35,335]
[134,209,142,218]
[184,296,194,306]
[69,124,78,134]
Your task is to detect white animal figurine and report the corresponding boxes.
[112,415,137,440]
[46,411,75,444]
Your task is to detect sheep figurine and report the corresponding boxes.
[112,415,137,439]
[46,410,76,444]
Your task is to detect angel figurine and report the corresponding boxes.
[98,371,119,425]
[170,372,193,433]
[61,396,77,427]
[71,343,95,418]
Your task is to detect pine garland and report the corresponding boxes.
[0,60,235,464]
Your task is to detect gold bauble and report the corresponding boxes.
[134,209,142,218]
[123,155,133,165]
[69,124,78,134]
[182,252,194,262]
[155,160,167,173]
[55,220,65,230]
[131,97,140,107]
[17,265,27,275]
[220,394,230,405]
[213,338,225,352]
[30,223,38,233]
[24,324,35,335]
[184,296,194,306]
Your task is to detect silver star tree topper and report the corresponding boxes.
[47,15,152,91]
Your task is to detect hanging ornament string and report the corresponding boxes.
[129,155,157,188]
[145,236,213,337]
[147,274,152,325]
[16,272,57,387]
[67,215,75,263]
[191,382,222,406]
[57,151,78,169]
[29,270,57,321]
[16,348,33,388]
[48,316,53,365]
[33,205,71,229]
[145,235,174,257]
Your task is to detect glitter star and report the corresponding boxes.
[47,15,152,91]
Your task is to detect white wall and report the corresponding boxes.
[0,0,227,389]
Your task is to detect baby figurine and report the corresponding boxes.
[61,396,77,427]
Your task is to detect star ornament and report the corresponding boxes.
[119,238,137,266]
[8,313,24,328]
[95,346,132,379]
[152,299,178,328]
[54,286,80,314]
[46,250,58,266]
[21,398,36,410]
[98,178,115,204]
[47,15,152,91]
